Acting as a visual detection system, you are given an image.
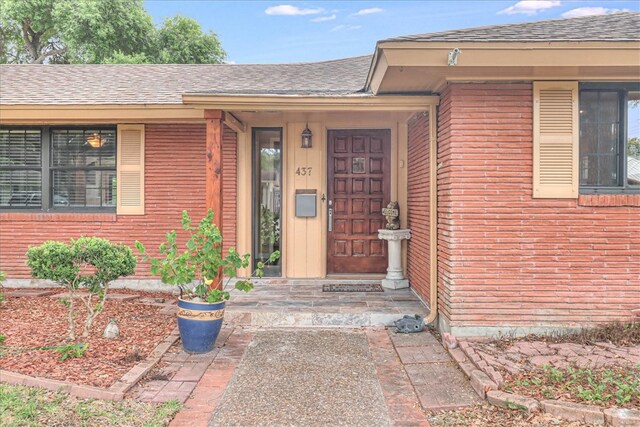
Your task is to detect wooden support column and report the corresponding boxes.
[205,109,224,289]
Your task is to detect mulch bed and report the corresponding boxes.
[0,289,176,388]
[429,403,589,427]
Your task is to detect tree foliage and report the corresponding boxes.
[136,210,279,303]
[0,0,226,64]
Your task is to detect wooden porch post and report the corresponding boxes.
[205,109,224,289]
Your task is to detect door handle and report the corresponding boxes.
[328,200,333,232]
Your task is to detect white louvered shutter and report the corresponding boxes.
[533,81,579,198]
[117,125,145,214]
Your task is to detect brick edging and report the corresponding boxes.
[0,327,180,401]
[447,338,640,426]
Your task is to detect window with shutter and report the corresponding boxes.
[533,81,579,198]
[117,125,145,215]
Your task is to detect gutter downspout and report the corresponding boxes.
[425,104,438,325]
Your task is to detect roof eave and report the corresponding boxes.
[181,93,439,111]
[369,40,640,94]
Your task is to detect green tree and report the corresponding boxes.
[0,0,226,64]
[153,15,225,64]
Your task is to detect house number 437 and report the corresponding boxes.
[296,167,312,176]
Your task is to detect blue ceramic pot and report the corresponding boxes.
[176,298,225,353]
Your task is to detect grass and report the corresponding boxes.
[0,383,181,427]
[505,364,640,408]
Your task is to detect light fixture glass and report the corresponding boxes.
[301,124,312,148]
[86,133,104,148]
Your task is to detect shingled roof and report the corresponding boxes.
[0,55,372,105]
[384,12,640,42]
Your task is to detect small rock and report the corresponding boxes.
[103,318,120,339]
[442,332,458,349]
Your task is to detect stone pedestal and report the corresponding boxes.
[378,229,411,289]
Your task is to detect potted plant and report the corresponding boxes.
[136,209,279,353]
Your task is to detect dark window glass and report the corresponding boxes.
[252,128,282,277]
[628,91,640,186]
[0,129,42,208]
[579,91,621,187]
[0,126,116,211]
[50,129,116,208]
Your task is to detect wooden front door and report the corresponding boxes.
[327,129,390,274]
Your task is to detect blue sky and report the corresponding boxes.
[144,1,640,64]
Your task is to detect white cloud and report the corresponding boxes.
[353,7,383,16]
[498,1,561,15]
[331,24,362,32]
[311,14,337,22]
[224,60,237,65]
[561,6,628,18]
[265,5,324,16]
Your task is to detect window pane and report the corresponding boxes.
[0,129,41,167]
[52,129,116,167]
[0,170,41,208]
[599,92,619,123]
[253,129,282,277]
[52,170,116,207]
[579,90,621,187]
[628,91,640,186]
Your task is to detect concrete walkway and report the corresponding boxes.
[147,325,478,427]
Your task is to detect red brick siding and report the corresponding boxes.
[437,83,640,328]
[407,112,431,306]
[0,123,238,279]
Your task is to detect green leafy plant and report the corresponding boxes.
[544,365,565,383]
[0,334,5,344]
[136,209,279,303]
[26,237,137,339]
[54,343,88,361]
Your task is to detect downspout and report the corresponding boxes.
[425,104,438,325]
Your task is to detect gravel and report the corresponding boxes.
[209,329,390,427]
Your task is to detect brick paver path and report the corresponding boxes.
[467,339,640,375]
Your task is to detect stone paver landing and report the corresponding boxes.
[224,282,427,327]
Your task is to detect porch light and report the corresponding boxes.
[301,124,312,148]
[86,133,104,148]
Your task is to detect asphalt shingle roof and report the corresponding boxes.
[1,13,638,106]
[384,12,640,42]
[0,56,372,105]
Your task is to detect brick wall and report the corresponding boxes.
[407,112,432,306]
[437,83,640,330]
[0,123,238,279]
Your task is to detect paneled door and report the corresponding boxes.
[327,129,390,274]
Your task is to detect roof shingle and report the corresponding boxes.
[384,12,640,42]
[0,56,372,105]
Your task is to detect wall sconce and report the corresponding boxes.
[86,133,104,148]
[301,124,312,148]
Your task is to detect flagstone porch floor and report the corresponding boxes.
[221,280,428,327]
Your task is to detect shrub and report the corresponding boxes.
[26,237,137,339]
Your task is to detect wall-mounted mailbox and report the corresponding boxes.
[295,189,317,217]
